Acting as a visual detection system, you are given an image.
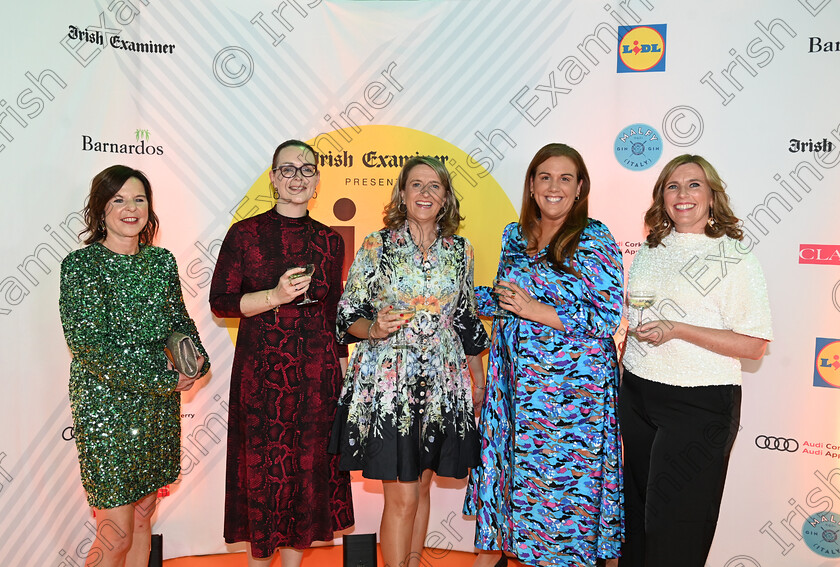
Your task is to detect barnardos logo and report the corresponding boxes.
[82,130,163,155]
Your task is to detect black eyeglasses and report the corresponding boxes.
[272,164,318,178]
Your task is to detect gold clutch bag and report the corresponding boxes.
[165,332,200,378]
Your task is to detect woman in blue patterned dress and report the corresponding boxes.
[330,156,489,567]
[464,143,624,567]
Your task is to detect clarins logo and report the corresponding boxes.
[800,244,840,266]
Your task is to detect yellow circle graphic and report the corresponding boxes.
[225,125,517,343]
[619,27,665,71]
[816,340,840,387]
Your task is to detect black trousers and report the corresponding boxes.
[618,370,741,567]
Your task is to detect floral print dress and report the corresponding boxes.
[464,220,624,567]
[329,225,489,481]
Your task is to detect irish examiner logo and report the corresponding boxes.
[67,25,176,55]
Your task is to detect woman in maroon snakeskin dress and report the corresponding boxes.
[210,140,354,567]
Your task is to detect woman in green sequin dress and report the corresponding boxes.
[59,165,210,567]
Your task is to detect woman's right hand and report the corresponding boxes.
[269,267,311,307]
[369,305,408,339]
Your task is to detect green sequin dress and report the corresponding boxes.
[59,242,210,509]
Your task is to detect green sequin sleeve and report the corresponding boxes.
[59,251,179,395]
[162,250,210,376]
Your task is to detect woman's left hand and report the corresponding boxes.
[496,280,543,322]
[633,321,679,346]
[170,355,205,391]
[471,385,486,414]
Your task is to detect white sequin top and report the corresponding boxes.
[623,231,772,387]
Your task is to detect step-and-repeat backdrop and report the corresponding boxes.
[1,1,838,565]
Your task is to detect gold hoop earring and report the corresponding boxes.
[398,201,407,213]
[312,190,318,199]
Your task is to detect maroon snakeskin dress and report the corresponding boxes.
[210,209,353,557]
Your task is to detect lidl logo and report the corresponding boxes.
[814,338,840,388]
[617,24,667,73]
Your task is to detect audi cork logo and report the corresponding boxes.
[755,435,799,452]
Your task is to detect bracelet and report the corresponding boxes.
[265,290,272,307]
[368,320,378,340]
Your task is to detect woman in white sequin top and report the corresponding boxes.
[619,155,772,567]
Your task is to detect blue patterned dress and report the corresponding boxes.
[329,225,489,481]
[464,220,624,566]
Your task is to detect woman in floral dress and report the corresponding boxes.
[329,156,489,567]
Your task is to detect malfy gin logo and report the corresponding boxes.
[803,511,840,557]
[614,123,663,171]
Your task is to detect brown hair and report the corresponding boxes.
[644,154,743,247]
[519,143,590,275]
[80,165,159,245]
[383,156,463,238]
[272,139,318,169]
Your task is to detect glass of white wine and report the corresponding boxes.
[491,278,514,317]
[628,290,655,326]
[390,302,416,348]
[291,263,316,305]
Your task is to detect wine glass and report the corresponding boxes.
[292,263,317,305]
[390,303,416,348]
[627,290,655,327]
[491,278,513,317]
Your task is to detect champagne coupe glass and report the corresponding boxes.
[292,264,317,305]
[627,290,655,326]
[390,302,416,348]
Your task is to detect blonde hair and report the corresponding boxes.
[645,154,743,247]
[383,156,463,238]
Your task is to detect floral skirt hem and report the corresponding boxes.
[329,403,478,481]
